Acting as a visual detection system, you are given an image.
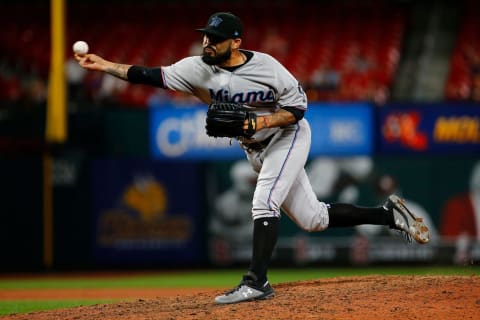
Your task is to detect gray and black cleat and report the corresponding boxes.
[384,194,430,244]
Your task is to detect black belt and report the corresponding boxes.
[243,134,274,151]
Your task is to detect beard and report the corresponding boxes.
[201,45,232,65]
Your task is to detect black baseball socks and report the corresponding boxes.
[247,205,395,285]
[248,217,279,285]
[327,203,395,228]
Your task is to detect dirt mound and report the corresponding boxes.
[3,275,480,320]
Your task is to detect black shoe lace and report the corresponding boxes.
[224,284,243,295]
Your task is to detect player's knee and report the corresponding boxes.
[297,213,329,232]
[300,224,328,233]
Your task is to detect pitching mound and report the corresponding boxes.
[3,275,480,320]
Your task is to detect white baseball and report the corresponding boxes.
[73,41,89,55]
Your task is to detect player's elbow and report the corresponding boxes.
[282,107,305,123]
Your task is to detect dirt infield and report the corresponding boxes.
[2,275,479,320]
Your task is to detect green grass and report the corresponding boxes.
[0,299,116,316]
[0,266,477,316]
[0,266,477,289]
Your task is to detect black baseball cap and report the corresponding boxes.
[196,12,243,40]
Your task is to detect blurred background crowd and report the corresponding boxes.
[1,0,479,109]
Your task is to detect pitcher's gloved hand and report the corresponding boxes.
[205,102,257,138]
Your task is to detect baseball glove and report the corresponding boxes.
[205,102,257,138]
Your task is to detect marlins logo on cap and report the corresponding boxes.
[196,12,243,40]
[209,16,223,27]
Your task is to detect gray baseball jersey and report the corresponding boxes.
[161,50,329,230]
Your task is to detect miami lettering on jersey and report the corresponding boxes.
[209,88,275,103]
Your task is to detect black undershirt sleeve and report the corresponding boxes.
[282,106,305,122]
[126,66,165,88]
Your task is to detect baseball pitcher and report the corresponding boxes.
[75,12,430,304]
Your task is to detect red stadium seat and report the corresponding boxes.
[1,0,410,106]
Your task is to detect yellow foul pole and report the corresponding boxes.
[44,0,67,269]
[47,0,67,143]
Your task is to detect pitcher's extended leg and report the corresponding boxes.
[282,170,430,244]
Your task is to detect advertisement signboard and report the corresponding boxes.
[149,103,373,159]
[379,103,480,154]
[92,159,204,265]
